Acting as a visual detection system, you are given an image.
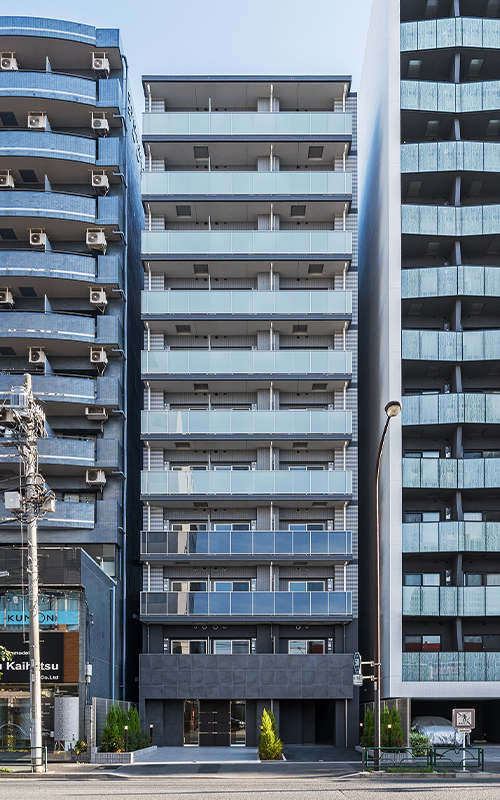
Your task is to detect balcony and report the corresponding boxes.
[141,469,352,499]
[142,229,352,258]
[0,312,122,347]
[403,393,500,426]
[0,131,96,164]
[142,171,352,199]
[402,266,500,300]
[0,251,120,286]
[402,203,500,238]
[401,142,500,175]
[403,585,500,616]
[140,590,352,619]
[0,71,96,105]
[401,80,500,114]
[400,18,500,53]
[2,18,121,48]
[0,438,121,471]
[403,521,500,553]
[143,111,352,138]
[141,528,352,558]
[402,329,500,361]
[403,456,500,489]
[402,651,500,682]
[141,409,352,440]
[0,190,95,223]
[142,290,352,318]
[142,349,352,379]
[0,499,95,530]
[140,653,353,701]
[0,375,122,409]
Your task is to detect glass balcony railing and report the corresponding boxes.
[142,289,352,316]
[403,521,500,553]
[142,349,352,377]
[402,265,500,300]
[403,585,500,616]
[141,470,352,497]
[403,457,500,489]
[400,18,500,53]
[141,409,352,437]
[142,171,352,197]
[403,393,500,426]
[402,651,500,682]
[401,141,500,175]
[402,203,500,237]
[401,80,500,114]
[142,230,352,256]
[141,528,352,557]
[140,590,352,617]
[143,111,352,137]
[402,329,500,361]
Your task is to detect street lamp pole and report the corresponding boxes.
[374,400,401,770]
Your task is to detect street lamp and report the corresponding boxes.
[374,400,401,769]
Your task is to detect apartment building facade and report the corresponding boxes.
[360,0,500,740]
[139,77,359,747]
[0,16,142,747]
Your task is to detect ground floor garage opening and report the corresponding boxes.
[410,699,500,744]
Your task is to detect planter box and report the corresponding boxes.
[91,745,157,764]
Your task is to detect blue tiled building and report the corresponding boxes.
[139,77,359,747]
[0,17,142,747]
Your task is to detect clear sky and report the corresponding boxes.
[8,0,374,119]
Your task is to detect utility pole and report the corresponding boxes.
[0,374,55,772]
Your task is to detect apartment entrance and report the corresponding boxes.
[183,700,246,746]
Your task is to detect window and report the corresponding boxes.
[62,493,95,504]
[212,640,250,654]
[464,573,500,586]
[404,511,440,523]
[404,573,441,586]
[289,523,325,531]
[171,640,207,654]
[404,635,441,652]
[288,581,325,592]
[169,581,207,592]
[212,581,250,592]
[405,451,440,459]
[463,512,482,522]
[288,640,325,655]
[464,635,500,652]
[213,464,251,471]
[171,523,207,532]
[464,450,500,459]
[214,523,251,531]
[288,465,325,471]
[171,465,207,471]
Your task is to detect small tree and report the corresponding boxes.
[101,704,124,753]
[259,708,283,760]
[386,704,404,748]
[360,707,374,747]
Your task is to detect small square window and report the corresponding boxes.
[307,146,324,160]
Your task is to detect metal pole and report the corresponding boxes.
[374,414,391,771]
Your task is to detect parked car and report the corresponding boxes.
[411,716,466,746]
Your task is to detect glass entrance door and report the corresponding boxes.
[230,700,246,745]
[183,700,199,744]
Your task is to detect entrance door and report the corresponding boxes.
[230,700,246,745]
[199,700,230,746]
[183,700,199,745]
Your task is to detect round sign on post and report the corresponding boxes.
[353,652,362,674]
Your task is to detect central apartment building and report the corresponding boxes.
[138,77,359,747]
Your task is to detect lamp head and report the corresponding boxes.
[385,400,402,418]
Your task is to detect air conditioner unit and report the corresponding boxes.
[91,114,109,133]
[90,347,108,365]
[29,229,47,248]
[90,288,107,306]
[86,229,107,253]
[92,53,110,75]
[28,112,47,130]
[91,171,109,190]
[0,288,13,304]
[86,469,106,486]
[85,406,108,421]
[29,347,46,365]
[0,171,14,189]
[1,53,18,71]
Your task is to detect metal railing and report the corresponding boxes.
[361,746,433,771]
[431,746,484,771]
[0,746,47,773]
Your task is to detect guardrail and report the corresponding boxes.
[431,745,484,771]
[0,746,47,772]
[361,745,484,772]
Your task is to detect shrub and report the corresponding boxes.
[100,704,152,752]
[74,739,87,755]
[360,707,374,747]
[382,704,404,748]
[101,705,123,753]
[410,729,431,756]
[259,708,283,760]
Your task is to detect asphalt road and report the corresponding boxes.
[2,776,500,799]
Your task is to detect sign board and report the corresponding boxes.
[452,708,475,731]
[0,632,64,683]
[353,674,363,687]
[353,652,362,674]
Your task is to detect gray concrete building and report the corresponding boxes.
[360,0,500,740]
[139,76,359,747]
